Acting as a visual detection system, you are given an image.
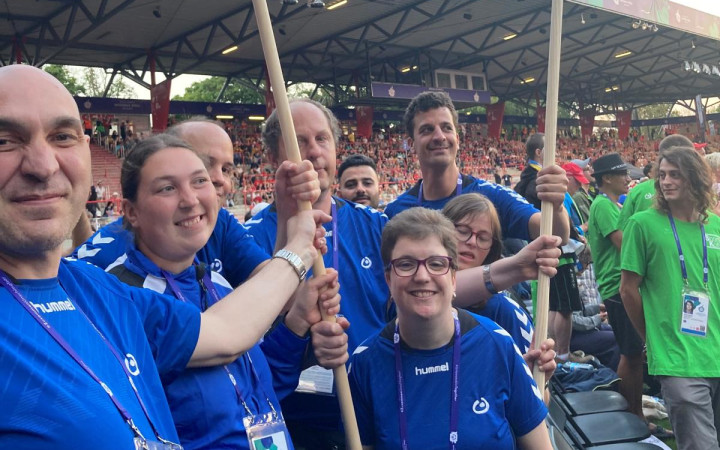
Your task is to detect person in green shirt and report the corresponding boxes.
[618,134,695,231]
[587,153,645,421]
[621,146,720,450]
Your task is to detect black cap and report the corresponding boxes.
[592,153,628,176]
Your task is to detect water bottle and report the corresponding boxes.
[563,362,594,371]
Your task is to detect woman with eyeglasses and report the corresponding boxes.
[444,193,557,404]
[348,207,552,450]
[442,193,537,354]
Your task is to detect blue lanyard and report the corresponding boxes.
[394,311,461,450]
[600,192,622,208]
[668,214,708,287]
[0,267,176,446]
[160,266,278,420]
[330,197,339,270]
[418,173,463,205]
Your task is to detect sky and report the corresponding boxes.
[673,0,720,18]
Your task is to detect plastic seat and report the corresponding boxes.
[551,376,627,416]
[570,412,651,447]
[550,397,651,448]
[562,390,628,415]
[592,443,661,449]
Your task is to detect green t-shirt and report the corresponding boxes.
[617,179,655,230]
[587,195,622,299]
[622,209,720,377]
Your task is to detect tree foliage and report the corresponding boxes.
[44,65,136,98]
[44,64,86,96]
[288,82,335,106]
[634,103,678,120]
[80,67,136,98]
[173,76,263,104]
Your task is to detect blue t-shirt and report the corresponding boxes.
[564,192,585,237]
[474,293,534,354]
[246,197,390,428]
[0,259,200,449]
[384,174,537,241]
[111,246,307,450]
[73,208,269,287]
[348,309,547,449]
[246,197,390,351]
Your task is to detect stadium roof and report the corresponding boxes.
[2,0,719,110]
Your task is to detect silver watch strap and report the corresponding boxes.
[273,249,307,281]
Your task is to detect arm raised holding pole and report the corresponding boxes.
[250,1,362,448]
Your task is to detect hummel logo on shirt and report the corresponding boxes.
[31,300,76,314]
[415,362,449,376]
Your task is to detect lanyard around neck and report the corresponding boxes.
[0,268,176,446]
[668,213,708,287]
[161,260,220,311]
[394,311,461,450]
[160,265,277,421]
[418,173,462,205]
[600,192,622,208]
[331,197,339,270]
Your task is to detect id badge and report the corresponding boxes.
[295,365,335,395]
[244,412,291,450]
[680,286,710,337]
[133,437,183,450]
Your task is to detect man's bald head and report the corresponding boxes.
[168,119,235,203]
[0,65,91,274]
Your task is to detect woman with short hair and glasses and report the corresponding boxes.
[443,193,536,354]
[348,207,553,449]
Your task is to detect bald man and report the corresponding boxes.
[0,64,331,449]
[74,118,271,286]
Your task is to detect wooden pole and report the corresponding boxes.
[250,1,362,449]
[533,0,564,390]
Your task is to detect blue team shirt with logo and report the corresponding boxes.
[0,259,200,449]
[384,174,537,241]
[111,246,306,450]
[73,208,269,287]
[246,197,390,351]
[245,197,389,428]
[348,309,546,449]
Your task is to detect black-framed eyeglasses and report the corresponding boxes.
[386,256,454,277]
[454,224,494,250]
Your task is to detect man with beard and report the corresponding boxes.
[336,154,381,209]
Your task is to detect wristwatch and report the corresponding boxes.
[482,264,499,295]
[273,249,307,281]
